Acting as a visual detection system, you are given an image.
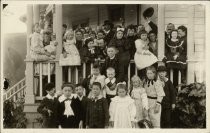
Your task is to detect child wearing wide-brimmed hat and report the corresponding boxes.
[157,65,176,128]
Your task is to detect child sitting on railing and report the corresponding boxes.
[30,23,55,61]
[134,30,158,79]
[59,29,81,66]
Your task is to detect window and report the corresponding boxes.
[108,5,124,23]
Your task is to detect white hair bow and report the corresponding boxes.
[116,81,126,86]
[117,27,125,32]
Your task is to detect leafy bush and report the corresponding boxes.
[3,97,27,128]
[172,82,206,128]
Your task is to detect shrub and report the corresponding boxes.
[3,97,27,128]
[172,82,206,128]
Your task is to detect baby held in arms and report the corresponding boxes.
[44,33,58,59]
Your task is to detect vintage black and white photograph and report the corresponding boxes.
[1,1,209,132]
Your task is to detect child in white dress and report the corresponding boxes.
[134,30,158,70]
[30,23,54,61]
[109,82,136,128]
[59,29,81,66]
[130,75,149,126]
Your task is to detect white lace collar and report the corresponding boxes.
[58,94,77,103]
[105,78,116,84]
[46,94,57,100]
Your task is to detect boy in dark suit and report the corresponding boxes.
[75,83,88,128]
[57,83,83,128]
[157,66,176,128]
[86,82,109,128]
[37,83,58,128]
[102,46,123,83]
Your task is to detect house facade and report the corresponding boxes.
[3,4,206,128]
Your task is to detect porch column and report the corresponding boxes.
[157,5,165,66]
[26,4,33,59]
[55,5,63,92]
[25,5,35,104]
[33,4,40,24]
[187,5,195,84]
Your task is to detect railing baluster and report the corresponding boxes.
[128,63,131,89]
[170,69,173,83]
[90,63,93,75]
[17,92,20,98]
[135,64,138,75]
[178,70,181,91]
[83,63,86,78]
[76,67,79,84]
[48,62,51,83]
[40,63,43,97]
[13,95,16,102]
[68,67,71,82]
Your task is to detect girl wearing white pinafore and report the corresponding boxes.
[109,83,136,128]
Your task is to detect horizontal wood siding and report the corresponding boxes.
[164,5,188,29]
[124,5,137,26]
[194,4,205,59]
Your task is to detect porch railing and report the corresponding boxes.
[3,78,26,102]
[32,59,184,99]
[33,61,56,100]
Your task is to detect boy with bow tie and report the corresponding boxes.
[37,83,59,128]
[57,83,83,128]
[86,82,109,128]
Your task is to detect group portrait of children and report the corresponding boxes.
[30,7,187,129]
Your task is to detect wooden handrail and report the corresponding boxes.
[6,86,26,100]
[3,78,26,102]
[4,78,26,94]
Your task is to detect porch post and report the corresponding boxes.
[187,5,195,84]
[55,5,63,92]
[25,5,35,104]
[26,4,33,59]
[157,5,165,66]
[33,4,40,24]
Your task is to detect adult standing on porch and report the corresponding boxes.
[177,25,187,83]
[103,20,115,45]
[75,29,84,58]
[165,23,175,40]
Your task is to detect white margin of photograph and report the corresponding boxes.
[1,1,210,133]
